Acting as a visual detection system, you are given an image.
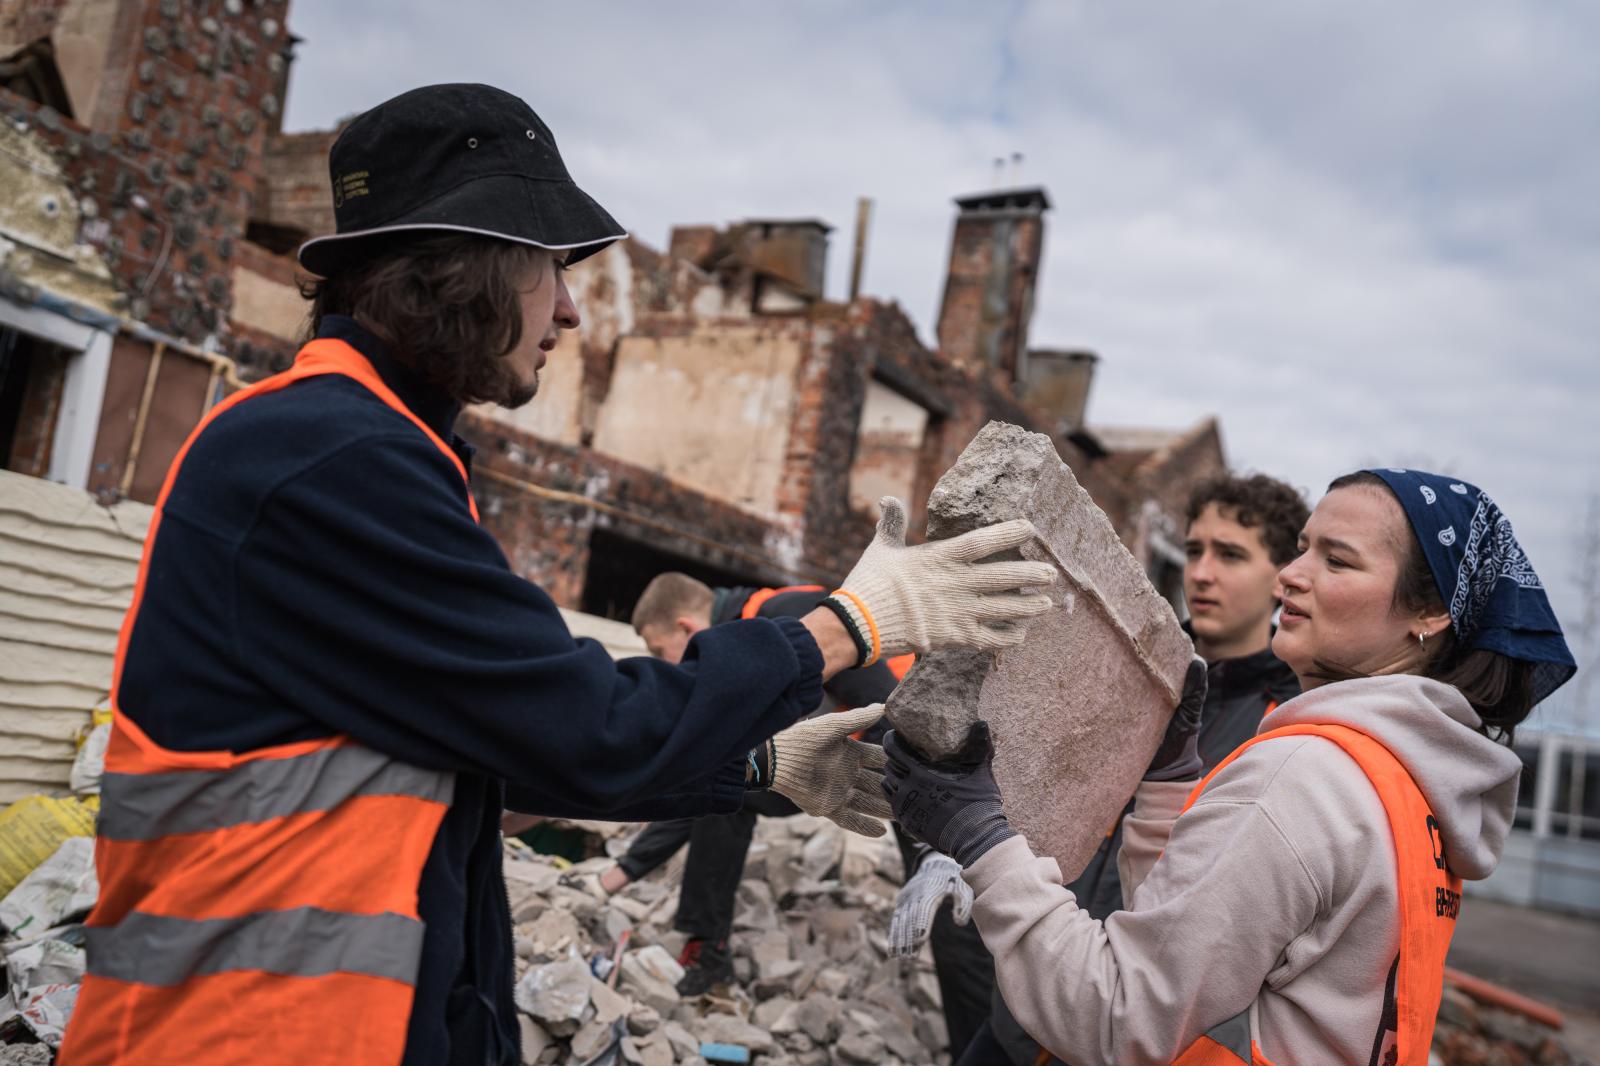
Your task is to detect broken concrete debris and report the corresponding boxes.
[886,420,1194,881]
[0,812,945,1063]
[501,814,948,1065]
[1431,983,1586,1065]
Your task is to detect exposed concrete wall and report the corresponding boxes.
[257,129,338,242]
[0,119,121,316]
[229,261,305,341]
[593,326,804,513]
[475,330,586,447]
[0,468,149,803]
[849,379,927,515]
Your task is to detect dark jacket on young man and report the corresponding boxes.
[965,639,1300,1066]
[114,316,829,1066]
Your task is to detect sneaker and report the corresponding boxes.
[675,937,733,997]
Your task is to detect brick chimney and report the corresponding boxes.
[934,186,1049,381]
[1023,348,1098,430]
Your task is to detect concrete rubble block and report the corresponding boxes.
[798,825,844,882]
[626,1004,662,1035]
[697,1012,776,1054]
[619,948,682,1016]
[885,421,1194,878]
[514,956,593,1036]
[589,975,632,1024]
[570,1015,623,1062]
[663,1021,701,1059]
[517,1015,553,1064]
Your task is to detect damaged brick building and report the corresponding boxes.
[0,0,1225,631]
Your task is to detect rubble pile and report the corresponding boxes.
[0,806,948,1064]
[509,814,948,1066]
[1432,985,1590,1066]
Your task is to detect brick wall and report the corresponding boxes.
[0,0,293,363]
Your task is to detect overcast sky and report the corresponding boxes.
[284,2,1599,728]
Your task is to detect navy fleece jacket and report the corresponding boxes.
[116,315,826,1065]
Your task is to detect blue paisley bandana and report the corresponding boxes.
[1368,468,1575,705]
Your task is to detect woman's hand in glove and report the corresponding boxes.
[768,705,892,837]
[1144,656,1208,782]
[888,849,973,958]
[882,722,1017,867]
[829,497,1055,664]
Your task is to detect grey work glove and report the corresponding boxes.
[833,498,1055,663]
[1144,656,1208,782]
[769,705,892,837]
[888,849,973,958]
[882,722,1017,868]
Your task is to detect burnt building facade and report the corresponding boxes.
[0,0,1225,626]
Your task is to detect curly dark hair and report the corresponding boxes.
[300,232,546,407]
[1184,473,1310,566]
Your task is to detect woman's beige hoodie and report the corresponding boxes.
[964,674,1522,1066]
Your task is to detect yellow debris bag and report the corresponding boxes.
[0,794,99,899]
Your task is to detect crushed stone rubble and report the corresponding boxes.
[0,805,947,1063]
[507,814,949,1066]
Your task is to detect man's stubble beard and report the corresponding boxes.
[497,370,539,410]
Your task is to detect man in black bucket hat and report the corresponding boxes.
[297,83,626,278]
[62,82,1058,1065]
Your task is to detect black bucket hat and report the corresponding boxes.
[297,83,626,278]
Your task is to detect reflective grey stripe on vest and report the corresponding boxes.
[86,907,425,986]
[1200,1009,1254,1060]
[98,743,453,841]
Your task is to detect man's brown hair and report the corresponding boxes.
[631,572,715,633]
[301,232,546,407]
[1185,473,1310,567]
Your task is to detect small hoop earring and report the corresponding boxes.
[1418,631,1427,649]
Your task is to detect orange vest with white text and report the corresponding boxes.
[58,340,473,1066]
[1170,722,1462,1065]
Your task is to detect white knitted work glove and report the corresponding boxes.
[833,497,1055,663]
[888,850,973,958]
[769,705,892,838]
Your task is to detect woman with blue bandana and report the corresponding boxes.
[882,468,1575,1066]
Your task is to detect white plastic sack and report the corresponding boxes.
[0,837,98,938]
[69,722,111,796]
[2,925,84,1046]
[11,980,79,1047]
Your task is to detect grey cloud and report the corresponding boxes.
[283,1,1598,696]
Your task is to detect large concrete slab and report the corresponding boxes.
[885,422,1193,878]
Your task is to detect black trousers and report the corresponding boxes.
[616,790,801,942]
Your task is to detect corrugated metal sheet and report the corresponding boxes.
[0,471,151,804]
[0,471,648,803]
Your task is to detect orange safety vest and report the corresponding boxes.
[59,339,471,1065]
[1171,722,1462,1065]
